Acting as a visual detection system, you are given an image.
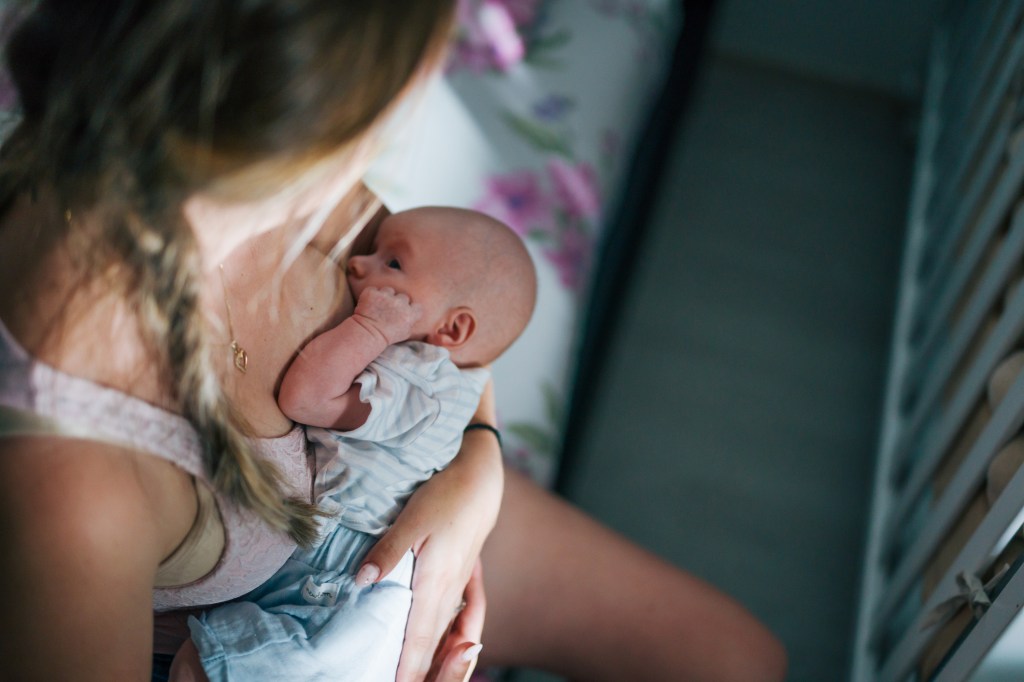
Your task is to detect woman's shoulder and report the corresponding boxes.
[0,433,196,568]
[0,436,189,678]
[0,204,172,411]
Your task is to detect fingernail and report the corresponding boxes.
[355,563,380,587]
[461,643,483,662]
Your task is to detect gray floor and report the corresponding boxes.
[514,54,913,681]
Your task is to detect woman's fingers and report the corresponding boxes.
[430,642,483,682]
[356,516,421,586]
[422,561,487,682]
[452,560,486,642]
[397,551,458,681]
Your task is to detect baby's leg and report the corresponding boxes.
[480,468,787,681]
[168,638,209,682]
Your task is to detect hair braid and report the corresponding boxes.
[1,0,455,547]
[102,168,324,545]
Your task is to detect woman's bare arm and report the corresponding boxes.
[354,380,502,682]
[0,437,194,680]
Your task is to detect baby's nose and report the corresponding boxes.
[347,255,367,277]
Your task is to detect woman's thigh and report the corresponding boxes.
[479,468,787,682]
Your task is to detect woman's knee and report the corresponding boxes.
[481,470,788,680]
[731,619,788,682]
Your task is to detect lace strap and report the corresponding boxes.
[0,404,114,441]
[0,403,204,476]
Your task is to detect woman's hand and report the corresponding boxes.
[425,560,487,682]
[357,380,502,682]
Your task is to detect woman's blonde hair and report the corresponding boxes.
[0,0,455,545]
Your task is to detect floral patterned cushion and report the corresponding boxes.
[368,0,682,485]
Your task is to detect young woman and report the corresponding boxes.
[0,2,786,680]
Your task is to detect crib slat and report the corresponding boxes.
[906,108,1014,372]
[928,78,1016,267]
[914,26,1024,299]
[926,1,1021,226]
[927,1,1020,222]
[877,448,1024,682]
[890,150,1024,476]
[941,2,1007,118]
[850,31,950,682]
[920,102,1024,324]
[915,100,1024,345]
[932,1,1001,146]
[880,204,1024,550]
[871,283,1024,635]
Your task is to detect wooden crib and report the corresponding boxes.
[852,1,1024,679]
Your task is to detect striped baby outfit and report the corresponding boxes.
[307,341,489,534]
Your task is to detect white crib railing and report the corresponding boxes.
[853,2,1024,680]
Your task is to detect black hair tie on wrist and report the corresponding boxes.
[464,423,501,448]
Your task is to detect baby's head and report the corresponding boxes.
[347,206,537,366]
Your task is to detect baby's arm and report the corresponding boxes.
[278,286,421,430]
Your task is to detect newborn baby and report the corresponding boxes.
[177,207,536,682]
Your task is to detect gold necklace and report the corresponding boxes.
[66,208,249,373]
[218,263,248,373]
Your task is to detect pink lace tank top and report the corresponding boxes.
[0,319,314,611]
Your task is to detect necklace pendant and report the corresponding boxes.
[231,341,248,373]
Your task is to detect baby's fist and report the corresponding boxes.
[353,286,422,345]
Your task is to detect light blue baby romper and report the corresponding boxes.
[189,342,488,681]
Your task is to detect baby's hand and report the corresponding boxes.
[352,286,423,346]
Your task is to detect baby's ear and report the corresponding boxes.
[428,307,476,350]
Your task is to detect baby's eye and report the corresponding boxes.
[387,258,401,270]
